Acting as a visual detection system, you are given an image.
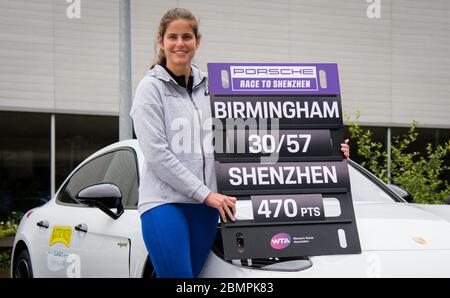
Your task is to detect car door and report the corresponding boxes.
[54,148,139,277]
[30,202,82,277]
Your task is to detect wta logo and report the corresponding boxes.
[270,233,291,250]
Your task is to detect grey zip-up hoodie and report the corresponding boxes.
[130,64,217,215]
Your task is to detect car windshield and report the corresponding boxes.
[348,163,396,203]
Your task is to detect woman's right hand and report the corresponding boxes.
[204,192,237,223]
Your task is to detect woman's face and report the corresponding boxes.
[159,19,200,72]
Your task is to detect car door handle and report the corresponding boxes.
[74,223,88,233]
[36,220,49,229]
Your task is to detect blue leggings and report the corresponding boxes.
[140,203,219,278]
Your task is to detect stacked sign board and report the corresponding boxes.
[207,63,361,260]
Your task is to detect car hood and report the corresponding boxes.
[354,202,450,251]
[204,249,450,277]
[205,202,450,278]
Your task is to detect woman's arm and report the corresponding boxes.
[131,82,210,203]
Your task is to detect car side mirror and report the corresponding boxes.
[444,196,450,205]
[387,184,413,203]
[76,183,124,219]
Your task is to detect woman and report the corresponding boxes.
[130,8,236,278]
[131,8,350,278]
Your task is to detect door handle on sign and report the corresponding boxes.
[36,220,49,229]
[74,223,88,233]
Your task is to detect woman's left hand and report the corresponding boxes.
[341,139,350,159]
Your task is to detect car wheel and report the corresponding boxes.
[13,249,33,278]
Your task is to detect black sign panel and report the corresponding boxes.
[214,128,347,163]
[210,95,343,128]
[214,129,331,157]
[216,161,350,195]
[221,219,360,260]
[252,194,325,223]
[234,192,357,222]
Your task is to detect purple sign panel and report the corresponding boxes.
[207,63,340,95]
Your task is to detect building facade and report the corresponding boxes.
[0,0,449,219]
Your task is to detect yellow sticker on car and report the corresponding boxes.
[49,226,72,248]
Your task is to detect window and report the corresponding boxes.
[349,163,396,203]
[104,150,139,208]
[58,149,138,208]
[344,125,387,166]
[55,114,118,190]
[0,111,50,220]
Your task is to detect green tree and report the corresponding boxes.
[0,219,18,270]
[346,111,450,204]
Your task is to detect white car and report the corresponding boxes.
[11,140,450,278]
